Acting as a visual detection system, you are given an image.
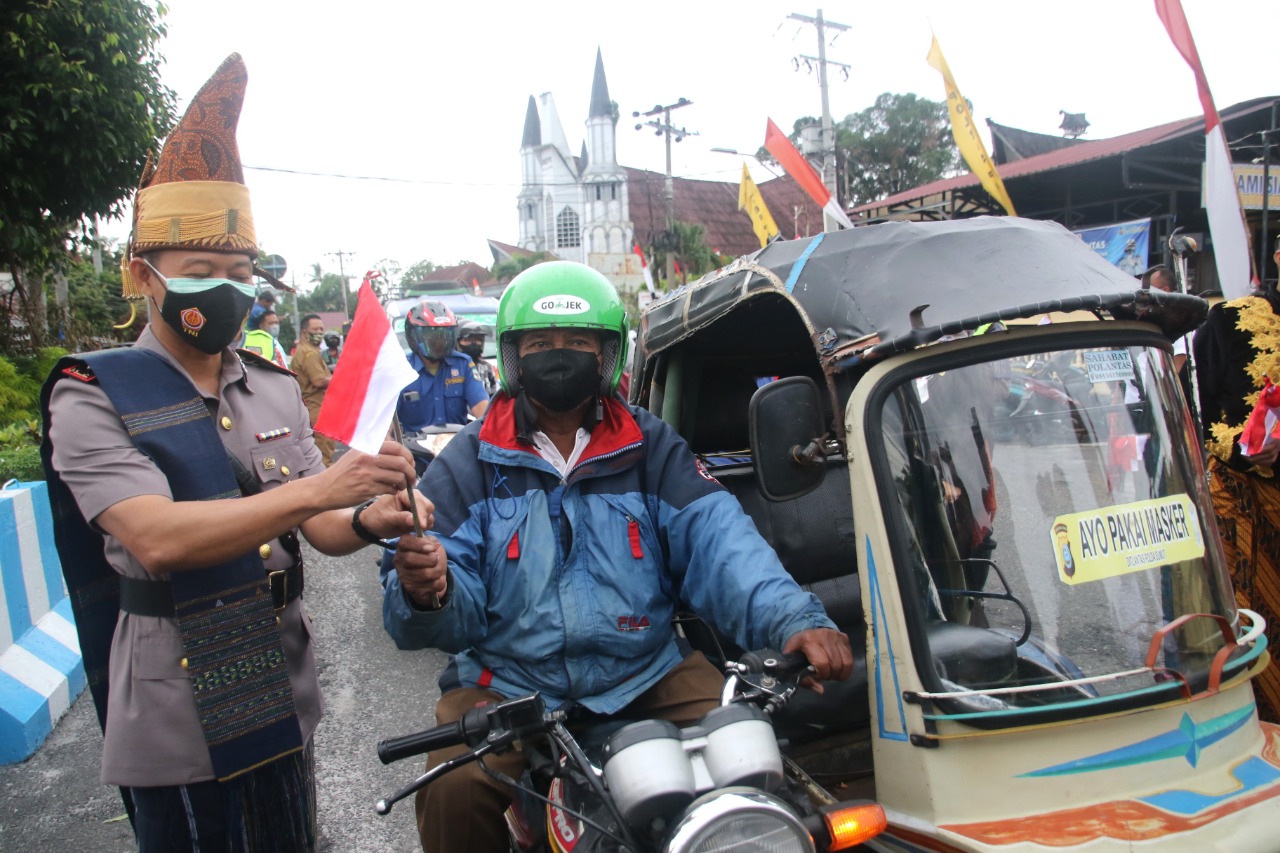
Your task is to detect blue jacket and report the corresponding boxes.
[382,394,834,714]
[397,351,487,430]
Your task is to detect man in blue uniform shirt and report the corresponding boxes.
[397,300,489,431]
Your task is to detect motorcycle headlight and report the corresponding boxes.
[666,789,814,853]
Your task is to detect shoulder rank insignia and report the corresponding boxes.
[255,427,292,443]
[62,364,97,383]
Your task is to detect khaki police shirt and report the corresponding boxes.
[290,338,330,415]
[47,325,324,787]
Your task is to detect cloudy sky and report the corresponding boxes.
[101,0,1277,288]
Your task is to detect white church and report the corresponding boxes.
[516,49,643,291]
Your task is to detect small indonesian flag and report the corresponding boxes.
[1156,0,1254,298]
[633,242,656,295]
[764,118,853,230]
[315,280,418,454]
[1239,377,1280,457]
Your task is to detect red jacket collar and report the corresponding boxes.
[479,393,643,461]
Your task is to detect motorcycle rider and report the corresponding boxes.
[382,261,853,852]
[322,332,342,370]
[396,300,489,433]
[457,319,499,396]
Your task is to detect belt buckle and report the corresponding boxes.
[268,569,288,613]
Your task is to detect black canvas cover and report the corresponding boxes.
[640,216,1205,363]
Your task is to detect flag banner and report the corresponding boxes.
[926,35,1017,217]
[764,118,853,230]
[1072,218,1152,275]
[633,242,656,296]
[1155,0,1252,297]
[315,280,418,454]
[739,163,781,247]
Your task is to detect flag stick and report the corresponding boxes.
[389,416,440,609]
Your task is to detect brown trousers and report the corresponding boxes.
[305,401,335,467]
[414,653,723,853]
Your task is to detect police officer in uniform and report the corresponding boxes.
[40,54,432,852]
[396,300,489,431]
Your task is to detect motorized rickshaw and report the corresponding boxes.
[630,216,1279,850]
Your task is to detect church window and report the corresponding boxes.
[556,207,581,248]
[526,203,534,220]
[595,185,602,201]
[610,183,617,201]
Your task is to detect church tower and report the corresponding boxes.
[581,48,631,261]
[516,50,638,290]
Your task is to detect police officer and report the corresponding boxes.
[396,300,489,432]
[457,319,498,396]
[40,54,432,852]
[242,307,287,367]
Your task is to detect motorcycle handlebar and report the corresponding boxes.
[738,649,811,678]
[377,706,491,765]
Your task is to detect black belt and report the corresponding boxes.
[119,563,304,617]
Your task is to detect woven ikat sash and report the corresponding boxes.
[40,348,301,780]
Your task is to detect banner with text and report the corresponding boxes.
[1050,494,1204,585]
[1072,218,1151,276]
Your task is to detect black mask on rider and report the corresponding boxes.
[459,341,484,360]
[519,349,600,413]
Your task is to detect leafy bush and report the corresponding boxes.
[0,445,44,483]
[0,346,68,425]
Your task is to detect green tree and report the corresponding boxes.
[492,252,554,284]
[60,251,135,347]
[400,259,438,286]
[758,93,960,209]
[298,273,348,314]
[652,221,718,286]
[0,0,176,354]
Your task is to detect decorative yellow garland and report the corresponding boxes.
[1205,295,1280,476]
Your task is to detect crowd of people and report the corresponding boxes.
[32,52,1280,853]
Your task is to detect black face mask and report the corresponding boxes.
[520,349,600,413]
[459,342,483,360]
[156,283,256,355]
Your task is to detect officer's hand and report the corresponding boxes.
[361,489,434,540]
[783,627,854,692]
[394,535,448,609]
[1242,442,1280,469]
[319,441,417,508]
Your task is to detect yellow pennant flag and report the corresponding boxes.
[926,35,1017,216]
[738,163,780,247]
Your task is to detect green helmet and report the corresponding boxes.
[496,261,629,395]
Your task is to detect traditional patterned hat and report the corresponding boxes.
[122,54,284,297]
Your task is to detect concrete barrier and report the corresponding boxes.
[0,480,85,764]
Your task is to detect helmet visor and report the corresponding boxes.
[408,325,456,360]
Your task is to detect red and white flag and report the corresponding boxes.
[1239,377,1280,456]
[315,280,417,454]
[764,118,853,231]
[1155,0,1254,299]
[633,241,656,295]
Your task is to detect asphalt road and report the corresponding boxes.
[0,543,448,852]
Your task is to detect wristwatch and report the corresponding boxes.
[351,498,396,549]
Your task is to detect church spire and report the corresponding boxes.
[588,48,611,119]
[521,95,541,149]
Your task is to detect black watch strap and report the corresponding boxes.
[351,499,396,548]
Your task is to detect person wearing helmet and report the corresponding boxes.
[382,261,852,852]
[456,319,498,397]
[322,332,342,370]
[241,308,288,368]
[397,300,489,433]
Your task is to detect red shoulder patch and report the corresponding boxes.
[694,457,718,483]
[62,365,96,383]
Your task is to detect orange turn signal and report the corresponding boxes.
[823,802,888,850]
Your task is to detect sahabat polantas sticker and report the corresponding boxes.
[1049,494,1204,584]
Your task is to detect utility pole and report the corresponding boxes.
[326,250,354,322]
[789,8,850,230]
[634,98,697,286]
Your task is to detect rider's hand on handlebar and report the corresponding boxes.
[783,627,854,693]
[394,534,448,609]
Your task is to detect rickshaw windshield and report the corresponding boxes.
[875,340,1241,715]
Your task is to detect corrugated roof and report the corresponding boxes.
[625,167,824,258]
[852,113,1202,214]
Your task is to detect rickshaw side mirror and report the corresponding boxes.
[748,376,827,502]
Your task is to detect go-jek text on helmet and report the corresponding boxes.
[496,261,628,395]
[405,299,458,362]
